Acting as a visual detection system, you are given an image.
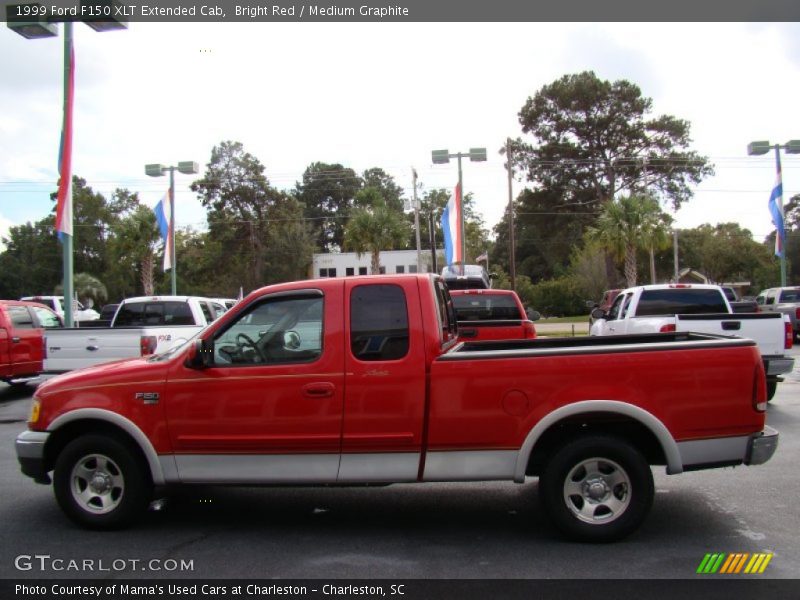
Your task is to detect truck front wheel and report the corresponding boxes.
[539,435,654,543]
[53,434,151,529]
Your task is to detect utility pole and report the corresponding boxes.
[506,138,517,291]
[673,230,679,282]
[412,168,422,273]
[429,211,438,273]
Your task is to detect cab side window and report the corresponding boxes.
[8,306,35,328]
[350,284,409,361]
[31,307,61,328]
[213,295,323,366]
[607,294,626,321]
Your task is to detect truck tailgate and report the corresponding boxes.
[457,320,529,341]
[44,328,145,372]
[675,313,786,355]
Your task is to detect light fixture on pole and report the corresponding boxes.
[431,147,486,267]
[145,161,199,295]
[6,2,126,327]
[747,139,800,287]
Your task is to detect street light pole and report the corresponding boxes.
[456,153,465,265]
[7,4,126,326]
[431,147,486,269]
[168,166,176,295]
[61,21,75,326]
[145,161,199,295]
[747,139,800,287]
[506,138,517,291]
[412,168,422,272]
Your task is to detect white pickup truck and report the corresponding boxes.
[20,295,100,322]
[43,296,226,372]
[590,284,795,400]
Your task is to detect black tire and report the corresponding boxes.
[766,380,777,402]
[53,434,152,529]
[539,435,654,543]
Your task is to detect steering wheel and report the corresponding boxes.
[236,332,264,362]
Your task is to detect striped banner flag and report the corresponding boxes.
[153,190,173,271]
[768,159,785,258]
[55,45,75,242]
[440,183,463,266]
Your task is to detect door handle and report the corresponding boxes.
[11,336,20,343]
[86,345,99,351]
[302,382,335,399]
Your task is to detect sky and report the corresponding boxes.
[1,21,800,251]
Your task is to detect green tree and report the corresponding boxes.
[510,71,713,212]
[344,188,411,274]
[106,199,162,297]
[493,187,596,283]
[295,162,362,252]
[568,238,617,301]
[678,223,774,287]
[0,218,60,298]
[55,272,107,308]
[192,141,314,291]
[361,167,404,212]
[589,194,672,287]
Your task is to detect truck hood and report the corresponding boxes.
[36,356,168,398]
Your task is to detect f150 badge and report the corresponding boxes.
[135,392,160,404]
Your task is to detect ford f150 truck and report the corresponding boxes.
[16,275,778,542]
[450,288,538,341]
[590,284,794,400]
[1,300,60,385]
[43,296,226,373]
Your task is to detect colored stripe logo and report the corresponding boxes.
[697,553,773,574]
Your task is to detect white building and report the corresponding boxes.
[310,249,445,278]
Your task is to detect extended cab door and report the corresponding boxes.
[164,287,345,483]
[340,279,428,482]
[594,292,631,335]
[2,306,43,377]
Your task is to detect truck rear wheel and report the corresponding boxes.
[53,434,151,529]
[539,435,654,543]
[766,380,777,402]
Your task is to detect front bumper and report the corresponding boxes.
[16,430,51,484]
[745,426,779,466]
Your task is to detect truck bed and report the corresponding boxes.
[444,331,753,357]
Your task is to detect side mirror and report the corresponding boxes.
[283,330,301,350]
[526,308,541,321]
[591,308,606,320]
[186,338,214,369]
[585,300,598,309]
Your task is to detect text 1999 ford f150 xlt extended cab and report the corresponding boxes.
[16,275,777,542]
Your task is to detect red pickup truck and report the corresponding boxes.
[1,300,60,386]
[16,275,778,542]
[450,288,537,340]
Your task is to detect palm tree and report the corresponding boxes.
[344,188,411,274]
[55,272,108,308]
[589,194,673,287]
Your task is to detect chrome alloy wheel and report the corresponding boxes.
[69,453,125,514]
[563,457,631,525]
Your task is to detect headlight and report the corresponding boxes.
[29,399,41,425]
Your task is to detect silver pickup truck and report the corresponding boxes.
[757,286,800,342]
[43,296,226,372]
